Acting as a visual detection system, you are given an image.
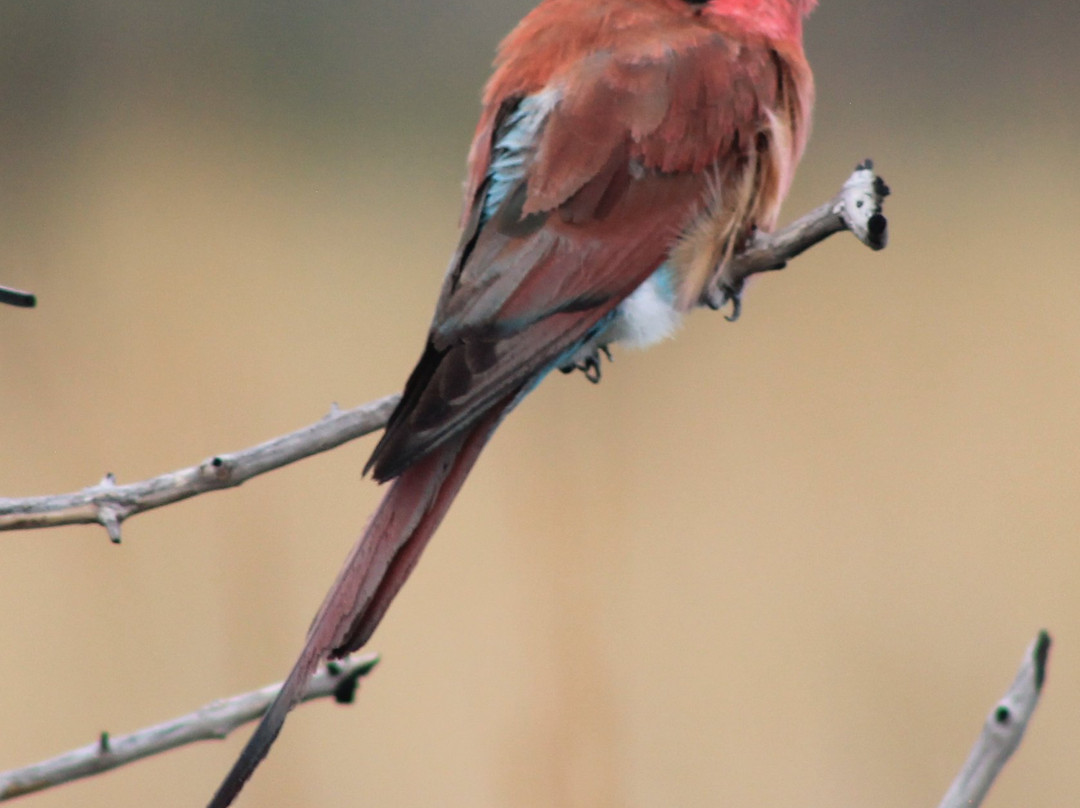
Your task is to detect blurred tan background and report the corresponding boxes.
[2,1,1079,806]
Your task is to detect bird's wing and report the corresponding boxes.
[368,28,784,480]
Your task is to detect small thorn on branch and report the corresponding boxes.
[91,475,125,543]
[98,506,123,544]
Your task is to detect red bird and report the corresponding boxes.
[209,0,815,804]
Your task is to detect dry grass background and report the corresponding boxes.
[1,1,1079,806]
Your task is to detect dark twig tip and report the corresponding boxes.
[98,732,111,754]
[867,213,888,250]
[1033,630,1051,691]
[0,286,37,308]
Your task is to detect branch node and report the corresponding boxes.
[97,732,111,755]
[203,455,235,482]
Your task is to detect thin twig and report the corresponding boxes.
[937,631,1052,808]
[0,396,400,541]
[0,161,889,541]
[0,654,379,801]
[0,285,36,308]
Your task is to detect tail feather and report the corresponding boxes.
[207,404,508,808]
[334,403,502,655]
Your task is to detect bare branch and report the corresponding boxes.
[938,631,1052,808]
[701,160,890,315]
[0,161,889,540]
[0,285,36,308]
[0,396,400,541]
[0,654,379,801]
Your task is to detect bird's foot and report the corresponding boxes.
[559,345,612,384]
[704,277,744,322]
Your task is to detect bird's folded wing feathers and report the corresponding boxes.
[370,26,786,479]
[436,28,784,336]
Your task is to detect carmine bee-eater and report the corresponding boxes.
[210,0,815,804]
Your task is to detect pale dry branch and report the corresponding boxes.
[0,162,889,541]
[0,654,379,801]
[938,631,1051,808]
[0,396,400,542]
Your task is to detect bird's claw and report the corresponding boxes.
[559,344,612,384]
[705,278,744,322]
[582,356,602,383]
